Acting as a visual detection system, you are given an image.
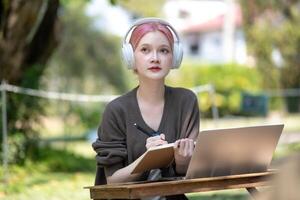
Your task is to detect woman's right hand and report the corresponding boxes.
[146,134,168,150]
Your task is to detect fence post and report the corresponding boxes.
[191,84,219,127]
[1,80,8,182]
[208,84,219,127]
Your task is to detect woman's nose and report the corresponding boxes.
[150,51,160,63]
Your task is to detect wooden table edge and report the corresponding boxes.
[85,170,277,199]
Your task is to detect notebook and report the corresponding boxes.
[131,143,175,174]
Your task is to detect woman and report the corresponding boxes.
[92,18,200,198]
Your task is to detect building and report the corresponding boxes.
[164,0,247,64]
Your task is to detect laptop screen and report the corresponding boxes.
[185,124,284,179]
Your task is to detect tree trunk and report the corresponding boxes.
[0,0,60,85]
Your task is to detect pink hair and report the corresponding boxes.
[129,22,174,50]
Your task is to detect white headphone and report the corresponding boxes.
[122,18,183,69]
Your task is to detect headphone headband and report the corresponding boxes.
[123,17,180,45]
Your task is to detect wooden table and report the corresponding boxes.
[85,171,276,200]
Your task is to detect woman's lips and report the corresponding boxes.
[148,66,162,72]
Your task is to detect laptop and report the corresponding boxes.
[184,124,284,179]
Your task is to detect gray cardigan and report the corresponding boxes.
[92,85,200,184]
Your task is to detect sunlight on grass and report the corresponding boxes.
[0,147,96,200]
[1,172,94,200]
[200,114,300,133]
[187,189,248,200]
[49,141,95,158]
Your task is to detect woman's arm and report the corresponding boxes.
[106,158,143,183]
[107,134,167,184]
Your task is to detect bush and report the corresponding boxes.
[167,63,263,117]
[31,146,95,172]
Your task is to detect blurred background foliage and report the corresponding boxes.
[1,0,129,164]
[118,0,166,17]
[43,0,129,94]
[240,0,300,113]
[167,63,264,117]
[1,0,60,165]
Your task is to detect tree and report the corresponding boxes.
[119,0,166,17]
[41,1,130,137]
[0,0,60,163]
[0,0,129,163]
[43,1,128,94]
[240,0,300,112]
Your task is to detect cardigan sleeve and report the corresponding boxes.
[92,101,127,177]
[180,92,200,140]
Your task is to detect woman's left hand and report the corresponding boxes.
[174,138,194,174]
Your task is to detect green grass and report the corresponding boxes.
[187,190,248,200]
[201,113,300,133]
[0,170,94,200]
[0,146,96,200]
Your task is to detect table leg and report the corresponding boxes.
[246,187,259,199]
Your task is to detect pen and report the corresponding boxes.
[133,123,160,137]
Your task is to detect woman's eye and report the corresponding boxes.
[160,48,170,54]
[141,47,149,53]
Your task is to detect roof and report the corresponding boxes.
[181,4,242,34]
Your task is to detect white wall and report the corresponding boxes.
[183,29,247,64]
[164,0,247,64]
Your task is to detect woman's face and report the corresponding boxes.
[133,31,173,80]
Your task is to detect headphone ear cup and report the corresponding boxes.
[122,43,135,69]
[172,42,183,69]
